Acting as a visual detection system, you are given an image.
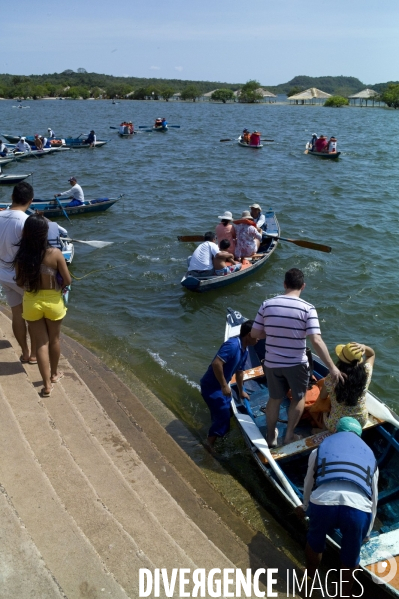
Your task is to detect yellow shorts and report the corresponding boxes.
[23,290,67,322]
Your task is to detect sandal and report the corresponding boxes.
[51,372,64,384]
[19,356,30,364]
[41,384,54,398]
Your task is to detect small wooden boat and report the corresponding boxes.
[63,137,108,148]
[0,172,32,185]
[225,307,399,597]
[305,143,341,159]
[2,134,107,149]
[238,136,263,149]
[180,210,279,292]
[0,196,122,218]
[2,134,65,146]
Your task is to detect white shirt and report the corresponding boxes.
[0,210,28,284]
[254,213,265,229]
[303,448,378,536]
[48,129,55,138]
[59,183,84,202]
[15,140,31,153]
[188,241,219,271]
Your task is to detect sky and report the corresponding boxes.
[2,0,399,85]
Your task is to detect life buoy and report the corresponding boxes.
[50,139,62,147]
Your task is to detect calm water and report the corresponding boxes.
[1,98,398,472]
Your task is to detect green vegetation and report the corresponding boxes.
[269,75,366,96]
[210,89,235,103]
[286,86,303,98]
[379,84,399,109]
[180,85,201,102]
[238,80,263,103]
[324,96,349,107]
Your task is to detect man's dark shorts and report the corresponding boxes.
[265,362,309,401]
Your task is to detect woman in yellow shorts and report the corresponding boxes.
[13,214,71,397]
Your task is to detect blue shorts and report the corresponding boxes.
[307,502,372,567]
[201,387,232,438]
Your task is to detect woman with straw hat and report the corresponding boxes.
[215,211,236,257]
[311,342,375,432]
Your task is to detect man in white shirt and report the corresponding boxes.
[0,182,35,363]
[47,127,56,139]
[14,137,31,153]
[295,417,378,597]
[0,141,9,156]
[249,203,266,230]
[54,177,85,206]
[187,232,235,277]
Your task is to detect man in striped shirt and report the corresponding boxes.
[251,268,342,446]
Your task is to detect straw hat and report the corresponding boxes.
[241,210,251,218]
[335,343,364,364]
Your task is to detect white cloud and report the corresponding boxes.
[175,66,183,72]
[150,66,160,70]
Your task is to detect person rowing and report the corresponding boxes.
[54,176,85,206]
[14,137,31,154]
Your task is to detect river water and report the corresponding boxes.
[1,97,398,535]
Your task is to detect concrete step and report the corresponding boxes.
[0,309,300,598]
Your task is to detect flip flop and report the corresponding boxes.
[28,359,38,365]
[41,384,54,398]
[51,372,64,384]
[19,356,30,364]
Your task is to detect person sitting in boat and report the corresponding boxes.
[328,136,338,153]
[214,240,242,276]
[0,140,9,156]
[295,416,378,598]
[315,135,328,153]
[242,129,251,144]
[200,319,260,448]
[250,131,261,146]
[40,136,51,149]
[128,121,134,134]
[34,134,43,151]
[54,176,85,206]
[14,137,31,153]
[310,133,318,151]
[119,122,126,134]
[215,210,236,256]
[46,219,68,250]
[187,232,225,277]
[234,211,262,259]
[309,342,375,433]
[47,128,56,139]
[83,130,96,147]
[249,203,266,232]
[154,118,163,128]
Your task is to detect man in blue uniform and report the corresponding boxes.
[296,417,378,596]
[200,320,259,448]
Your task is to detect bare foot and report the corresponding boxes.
[283,433,302,445]
[51,372,64,384]
[267,428,279,448]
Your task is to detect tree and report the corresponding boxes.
[380,84,399,109]
[180,85,200,102]
[324,96,349,107]
[238,80,263,103]
[133,87,148,100]
[211,89,234,103]
[77,68,87,74]
[161,86,175,101]
[287,86,304,97]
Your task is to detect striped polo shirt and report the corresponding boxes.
[252,294,321,368]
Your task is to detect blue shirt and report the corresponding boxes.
[200,337,248,394]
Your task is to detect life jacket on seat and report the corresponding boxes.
[315,431,377,498]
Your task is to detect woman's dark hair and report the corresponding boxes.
[13,214,49,292]
[335,359,368,406]
[221,219,230,226]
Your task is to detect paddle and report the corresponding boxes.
[138,125,150,128]
[265,233,331,253]
[109,126,118,129]
[60,237,113,249]
[366,394,399,429]
[55,197,72,224]
[236,413,301,507]
[168,125,180,128]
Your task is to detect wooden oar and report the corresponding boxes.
[236,413,302,506]
[55,198,72,224]
[168,125,180,128]
[60,237,113,248]
[265,233,331,253]
[178,235,204,242]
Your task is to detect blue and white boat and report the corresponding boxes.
[225,307,399,597]
[0,195,123,219]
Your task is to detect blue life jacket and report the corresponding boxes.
[315,431,377,498]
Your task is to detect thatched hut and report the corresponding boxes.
[348,89,380,106]
[288,87,331,105]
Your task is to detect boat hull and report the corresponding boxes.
[225,307,399,597]
[0,173,31,184]
[306,146,341,159]
[181,211,279,292]
[0,198,120,218]
[153,126,168,132]
[238,140,263,149]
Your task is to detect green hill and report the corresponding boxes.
[266,75,366,96]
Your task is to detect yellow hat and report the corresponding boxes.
[335,343,363,364]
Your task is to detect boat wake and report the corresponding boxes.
[146,350,200,390]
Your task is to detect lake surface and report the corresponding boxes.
[1,98,398,520]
